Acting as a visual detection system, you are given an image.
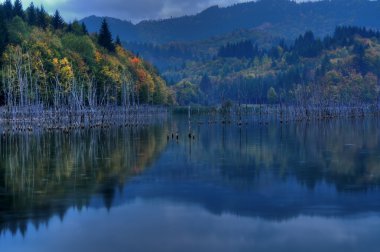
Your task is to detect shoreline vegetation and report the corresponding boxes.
[0,105,167,134]
[2,101,378,135]
[0,0,174,135]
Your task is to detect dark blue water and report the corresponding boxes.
[1,117,380,252]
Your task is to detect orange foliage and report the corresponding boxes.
[95,51,103,63]
[130,57,141,64]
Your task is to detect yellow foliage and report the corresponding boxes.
[53,57,74,92]
[100,64,122,85]
[0,24,172,104]
[95,51,103,63]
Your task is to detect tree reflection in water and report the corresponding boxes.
[0,125,168,236]
[1,117,380,237]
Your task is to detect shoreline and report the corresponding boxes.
[0,105,167,134]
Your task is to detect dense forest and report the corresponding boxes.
[0,0,174,111]
[170,26,380,106]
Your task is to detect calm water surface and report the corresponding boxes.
[1,116,380,252]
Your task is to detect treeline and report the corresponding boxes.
[0,1,88,53]
[0,0,129,55]
[217,27,380,60]
[218,40,261,59]
[125,42,195,60]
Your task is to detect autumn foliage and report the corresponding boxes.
[0,2,174,106]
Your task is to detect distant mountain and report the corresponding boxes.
[123,28,281,72]
[83,15,137,41]
[81,0,380,43]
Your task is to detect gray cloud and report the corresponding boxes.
[20,0,312,23]
[19,0,246,22]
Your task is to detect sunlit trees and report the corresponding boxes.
[162,25,380,106]
[173,81,200,105]
[0,3,173,123]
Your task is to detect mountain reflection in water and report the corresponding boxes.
[1,117,380,252]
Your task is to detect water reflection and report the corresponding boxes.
[4,203,380,252]
[1,116,380,243]
[0,125,168,236]
[143,117,380,219]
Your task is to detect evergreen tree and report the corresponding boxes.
[0,8,9,56]
[115,35,121,46]
[13,0,24,20]
[218,40,257,59]
[0,8,7,105]
[36,5,48,29]
[294,31,323,58]
[26,2,36,26]
[98,19,115,52]
[81,22,88,35]
[66,22,73,32]
[3,0,13,20]
[69,20,83,35]
[52,10,64,30]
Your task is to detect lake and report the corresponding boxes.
[1,115,380,252]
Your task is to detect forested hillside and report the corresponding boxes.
[81,0,380,107]
[170,27,380,106]
[124,29,280,72]
[0,0,174,109]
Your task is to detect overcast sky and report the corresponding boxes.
[19,0,312,23]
